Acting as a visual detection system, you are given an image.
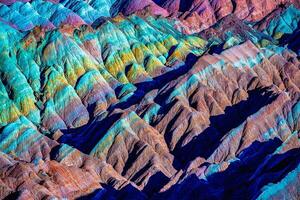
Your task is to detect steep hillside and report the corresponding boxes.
[0,0,299,199]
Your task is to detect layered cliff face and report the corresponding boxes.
[0,0,299,200]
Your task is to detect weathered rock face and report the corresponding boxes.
[0,0,299,199]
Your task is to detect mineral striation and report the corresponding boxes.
[0,0,299,199]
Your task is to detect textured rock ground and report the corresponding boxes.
[0,0,299,200]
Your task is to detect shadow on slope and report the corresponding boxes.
[58,112,122,154]
[143,171,170,196]
[75,139,300,199]
[112,53,199,110]
[173,88,278,164]
[58,53,199,154]
[279,21,300,54]
[154,139,300,200]
[77,183,146,200]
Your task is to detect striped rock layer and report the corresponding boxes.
[0,1,299,200]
